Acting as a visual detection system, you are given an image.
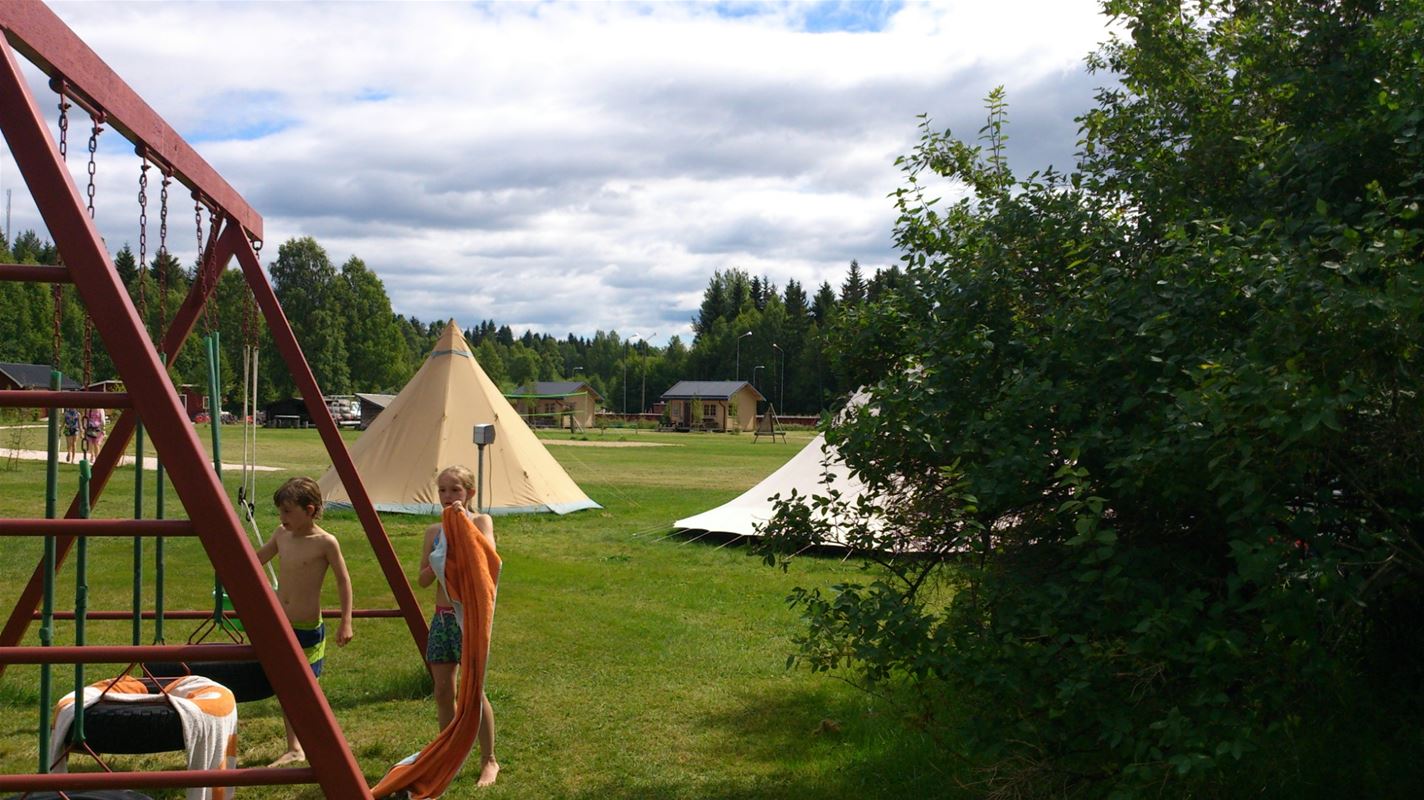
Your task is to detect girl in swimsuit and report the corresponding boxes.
[418,465,500,786]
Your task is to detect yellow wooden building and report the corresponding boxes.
[659,380,765,432]
[507,381,603,430]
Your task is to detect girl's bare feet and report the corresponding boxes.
[477,758,500,787]
[268,749,306,767]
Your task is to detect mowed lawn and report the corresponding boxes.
[0,424,957,799]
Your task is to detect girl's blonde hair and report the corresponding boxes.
[437,464,477,492]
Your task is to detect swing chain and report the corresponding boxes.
[138,157,150,335]
[195,197,213,333]
[85,112,104,220]
[51,284,62,369]
[159,171,171,332]
[194,196,204,262]
[82,318,92,387]
[207,205,220,334]
[82,112,103,388]
[57,85,69,161]
[52,86,70,368]
[138,159,149,268]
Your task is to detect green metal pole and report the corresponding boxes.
[132,422,144,646]
[155,459,166,642]
[207,332,223,470]
[206,333,226,624]
[38,370,60,773]
[155,353,166,643]
[71,458,91,746]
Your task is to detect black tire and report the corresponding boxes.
[142,657,274,703]
[82,678,184,755]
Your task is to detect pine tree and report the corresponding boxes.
[811,281,838,325]
[840,259,866,306]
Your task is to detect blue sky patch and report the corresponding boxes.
[800,0,902,33]
[708,1,902,32]
[186,90,295,143]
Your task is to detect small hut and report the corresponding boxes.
[659,381,764,432]
[0,362,81,419]
[506,381,602,430]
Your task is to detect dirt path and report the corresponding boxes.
[0,447,284,471]
[540,439,676,448]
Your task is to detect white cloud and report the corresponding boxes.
[0,0,1115,344]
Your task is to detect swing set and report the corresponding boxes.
[0,3,427,796]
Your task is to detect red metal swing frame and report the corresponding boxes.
[0,2,425,796]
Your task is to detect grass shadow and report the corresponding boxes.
[564,684,965,800]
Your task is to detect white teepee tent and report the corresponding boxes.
[673,393,880,546]
[319,321,601,516]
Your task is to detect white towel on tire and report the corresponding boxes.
[50,674,238,800]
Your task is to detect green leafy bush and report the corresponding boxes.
[759,1,1424,794]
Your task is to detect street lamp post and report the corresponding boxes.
[771,343,784,411]
[634,332,655,423]
[735,330,752,381]
[752,365,766,425]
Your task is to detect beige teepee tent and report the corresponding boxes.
[319,321,601,516]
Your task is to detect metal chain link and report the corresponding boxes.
[195,197,209,332]
[52,286,63,369]
[83,315,93,387]
[86,113,103,219]
[138,157,150,337]
[53,88,69,368]
[205,205,220,333]
[82,112,103,388]
[245,240,263,346]
[57,88,69,161]
[138,159,149,266]
[159,172,171,334]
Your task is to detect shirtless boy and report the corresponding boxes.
[256,476,354,767]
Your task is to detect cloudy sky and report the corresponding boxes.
[2,1,1116,344]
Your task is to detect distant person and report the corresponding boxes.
[256,476,355,767]
[61,408,80,463]
[82,407,105,461]
[417,465,499,786]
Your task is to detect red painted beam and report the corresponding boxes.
[0,518,194,536]
[0,35,370,799]
[0,0,262,240]
[0,262,70,282]
[36,608,407,621]
[0,390,130,408]
[0,643,255,664]
[0,219,235,674]
[0,767,316,792]
[229,226,431,658]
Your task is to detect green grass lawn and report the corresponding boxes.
[0,424,959,798]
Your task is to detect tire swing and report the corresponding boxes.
[143,203,275,704]
[38,138,236,777]
[6,94,169,797]
[77,149,186,763]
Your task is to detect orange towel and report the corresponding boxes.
[372,505,500,799]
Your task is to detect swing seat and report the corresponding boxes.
[82,677,184,755]
[142,656,273,703]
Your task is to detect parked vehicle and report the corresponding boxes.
[325,396,361,428]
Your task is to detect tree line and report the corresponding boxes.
[1,230,883,415]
